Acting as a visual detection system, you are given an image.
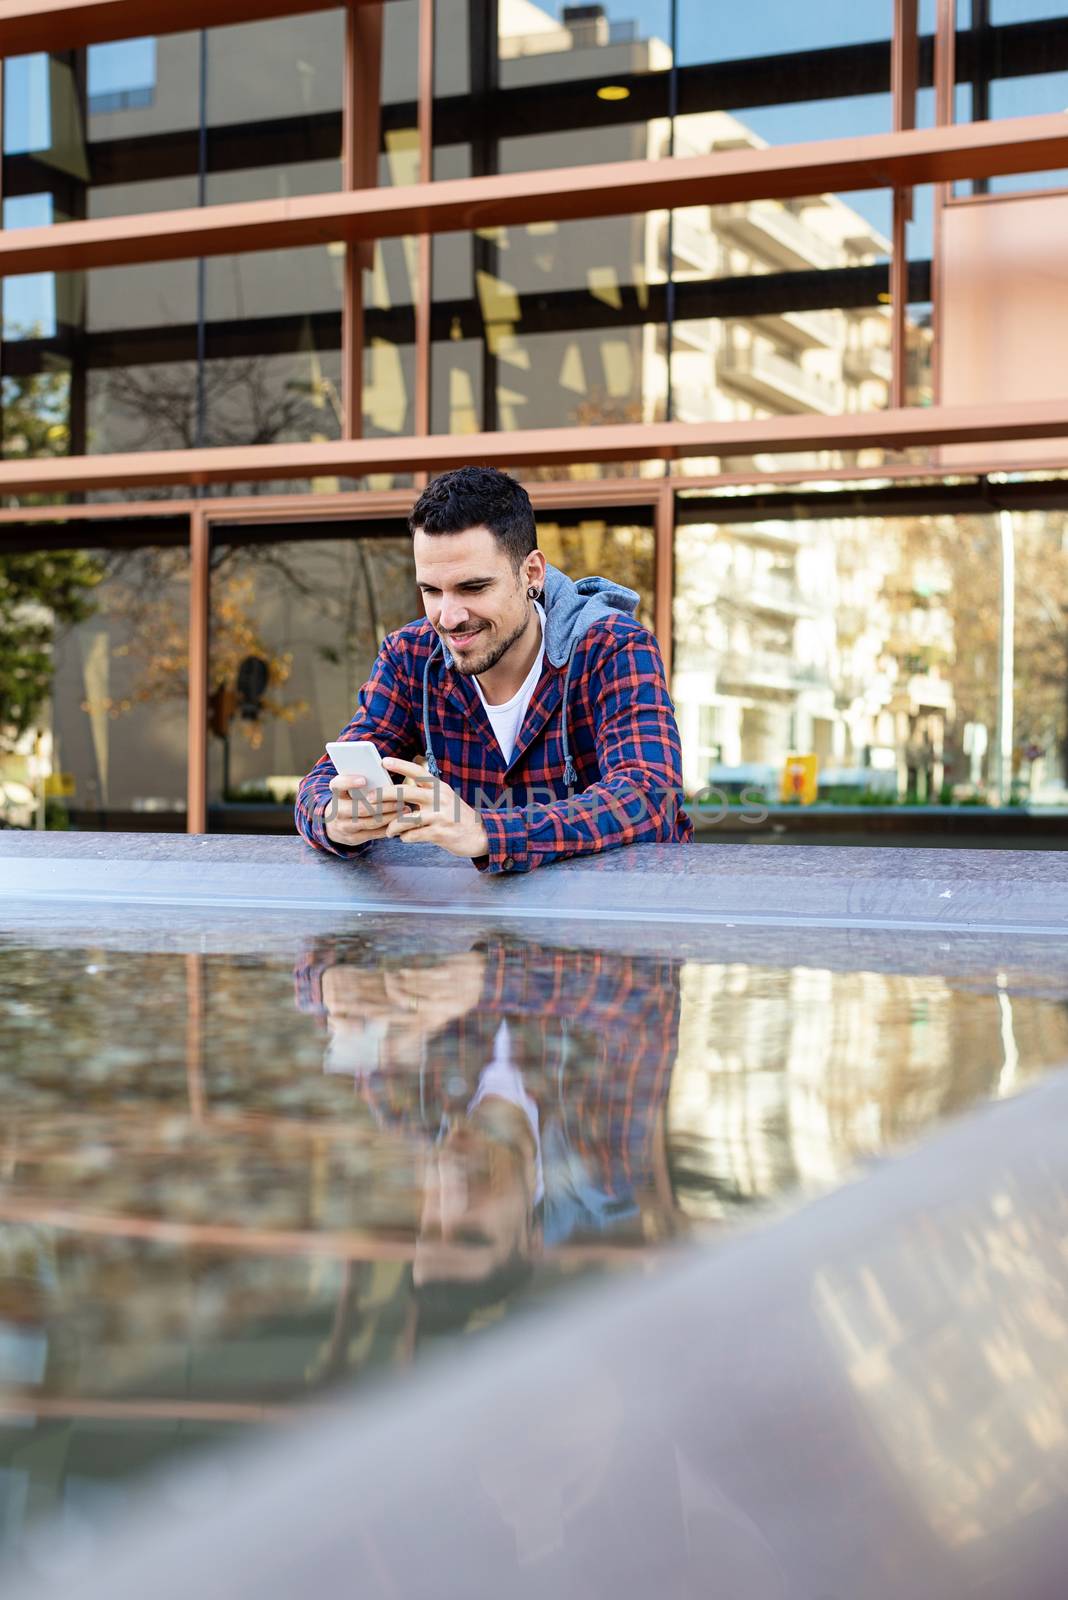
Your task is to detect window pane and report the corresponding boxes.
[669,188,892,470]
[432,208,669,468]
[678,0,893,141]
[204,506,657,820]
[673,495,1068,810]
[953,3,1068,195]
[205,527,415,815]
[10,539,192,827]
[533,512,656,630]
[434,0,672,176]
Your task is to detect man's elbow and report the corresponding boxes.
[617,772,681,842]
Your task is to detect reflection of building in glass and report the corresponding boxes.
[667,962,1068,1219]
[436,1,894,449]
[673,514,957,797]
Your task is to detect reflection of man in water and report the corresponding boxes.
[296,935,682,1331]
[414,1016,544,1329]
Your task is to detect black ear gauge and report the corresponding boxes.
[528,585,542,600]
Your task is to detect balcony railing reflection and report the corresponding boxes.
[844,344,893,384]
[715,201,845,272]
[718,344,845,414]
[719,572,815,616]
[715,647,828,691]
[752,306,841,350]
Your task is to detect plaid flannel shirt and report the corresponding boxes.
[295,937,681,1214]
[295,611,692,874]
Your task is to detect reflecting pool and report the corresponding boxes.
[2,923,1067,1558]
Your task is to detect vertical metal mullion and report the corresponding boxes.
[934,0,956,128]
[890,0,918,409]
[931,0,957,409]
[663,0,678,432]
[470,0,499,435]
[342,2,361,439]
[413,0,434,457]
[654,480,673,680]
[187,508,209,834]
[195,28,208,451]
[343,2,384,442]
[65,48,89,464]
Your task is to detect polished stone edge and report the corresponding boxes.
[4,831,1068,882]
[3,900,1068,991]
[1,833,1067,933]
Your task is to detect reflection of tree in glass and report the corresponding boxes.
[0,358,104,753]
[902,514,1068,781]
[86,560,308,750]
[95,354,336,464]
[2,360,71,467]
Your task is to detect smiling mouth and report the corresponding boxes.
[446,627,486,646]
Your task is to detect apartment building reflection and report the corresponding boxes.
[667,964,1068,1219]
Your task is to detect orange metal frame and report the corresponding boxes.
[1,399,1066,498]
[0,0,388,56]
[2,115,1066,279]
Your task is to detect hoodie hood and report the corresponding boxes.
[541,563,640,667]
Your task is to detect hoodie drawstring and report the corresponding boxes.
[560,639,578,789]
[421,641,442,777]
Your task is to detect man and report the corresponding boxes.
[295,465,692,873]
[296,930,685,1334]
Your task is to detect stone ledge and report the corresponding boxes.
[1,831,1067,936]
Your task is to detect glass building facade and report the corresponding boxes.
[1,0,1067,833]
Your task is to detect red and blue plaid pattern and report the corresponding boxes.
[295,612,692,873]
[294,937,682,1213]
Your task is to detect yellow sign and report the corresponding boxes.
[780,753,818,806]
[44,772,76,798]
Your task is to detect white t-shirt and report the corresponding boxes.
[471,602,546,766]
[467,1019,544,1205]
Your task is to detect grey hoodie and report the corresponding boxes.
[421,563,641,785]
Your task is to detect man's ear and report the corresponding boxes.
[525,550,548,589]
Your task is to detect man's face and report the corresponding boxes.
[413,525,541,678]
[413,1118,537,1287]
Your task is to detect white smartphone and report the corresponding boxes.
[326,739,392,792]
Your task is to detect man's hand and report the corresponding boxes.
[382,758,490,860]
[323,772,405,849]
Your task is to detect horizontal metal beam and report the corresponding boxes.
[0,115,1065,278]
[1,398,1066,495]
[0,0,381,57]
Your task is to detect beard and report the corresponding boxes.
[443,608,530,677]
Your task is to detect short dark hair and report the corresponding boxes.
[408,466,536,573]
[413,1247,535,1336]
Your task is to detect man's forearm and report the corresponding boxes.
[479,773,682,874]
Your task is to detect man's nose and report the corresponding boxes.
[438,597,470,631]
